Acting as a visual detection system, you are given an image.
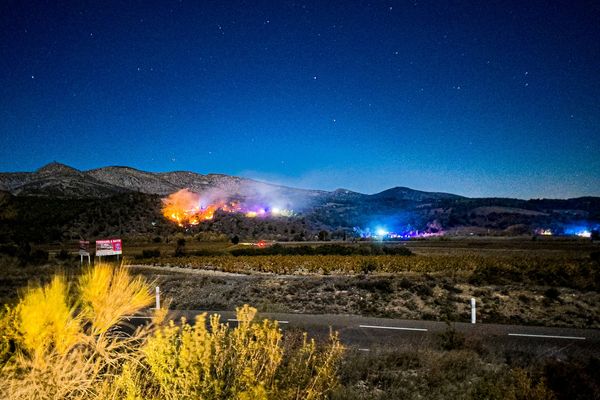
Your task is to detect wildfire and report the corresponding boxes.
[161,188,294,226]
[162,189,224,226]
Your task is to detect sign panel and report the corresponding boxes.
[96,239,122,256]
[79,240,90,256]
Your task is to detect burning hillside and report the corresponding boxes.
[161,188,294,226]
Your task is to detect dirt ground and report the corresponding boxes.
[128,265,600,329]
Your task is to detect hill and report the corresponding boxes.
[0,162,598,242]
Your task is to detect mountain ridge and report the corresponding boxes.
[0,162,598,241]
[0,161,566,201]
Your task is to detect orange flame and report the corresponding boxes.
[161,189,288,227]
[162,189,222,226]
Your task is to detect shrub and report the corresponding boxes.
[356,278,393,293]
[438,322,466,351]
[0,244,18,257]
[543,287,560,302]
[399,277,413,289]
[130,306,343,399]
[174,238,186,257]
[55,249,70,261]
[360,260,378,275]
[415,283,434,297]
[29,249,49,264]
[142,249,161,258]
[0,264,343,400]
[0,264,155,398]
[16,241,31,264]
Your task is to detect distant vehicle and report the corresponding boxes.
[256,240,268,248]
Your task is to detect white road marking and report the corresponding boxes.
[358,348,370,352]
[508,333,586,340]
[359,324,427,332]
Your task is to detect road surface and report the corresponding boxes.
[128,310,600,357]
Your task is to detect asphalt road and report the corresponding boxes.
[128,310,600,358]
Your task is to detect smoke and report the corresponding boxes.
[161,187,296,226]
[161,189,227,226]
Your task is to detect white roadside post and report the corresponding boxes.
[471,297,476,324]
[155,286,161,310]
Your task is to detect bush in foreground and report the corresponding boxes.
[0,263,343,400]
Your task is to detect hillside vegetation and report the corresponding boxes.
[1,162,600,240]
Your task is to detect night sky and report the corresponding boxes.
[1,1,599,199]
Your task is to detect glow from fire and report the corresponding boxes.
[162,189,295,226]
[161,189,224,226]
[576,230,591,238]
[354,225,444,239]
[375,228,388,237]
[564,224,598,238]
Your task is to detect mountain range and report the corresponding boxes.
[0,162,465,202]
[0,162,599,242]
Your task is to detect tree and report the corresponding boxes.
[174,238,186,256]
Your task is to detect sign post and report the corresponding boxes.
[79,240,91,265]
[471,298,476,324]
[95,239,123,262]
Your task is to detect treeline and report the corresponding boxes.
[0,192,176,243]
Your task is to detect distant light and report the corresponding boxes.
[577,230,591,238]
[376,228,388,237]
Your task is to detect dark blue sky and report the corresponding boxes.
[1,1,599,198]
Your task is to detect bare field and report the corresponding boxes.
[3,238,599,329]
[127,265,600,328]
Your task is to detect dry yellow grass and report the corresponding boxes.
[79,264,154,335]
[17,275,81,364]
[0,263,343,400]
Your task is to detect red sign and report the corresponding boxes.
[96,239,122,256]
